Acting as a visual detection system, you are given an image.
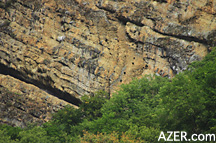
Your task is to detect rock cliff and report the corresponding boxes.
[0,0,215,126]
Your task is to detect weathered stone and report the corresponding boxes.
[0,74,77,127]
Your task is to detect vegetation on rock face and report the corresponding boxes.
[0,47,215,142]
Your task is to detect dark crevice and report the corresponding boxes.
[125,18,208,46]
[116,16,129,25]
[117,16,144,27]
[97,5,144,26]
[102,7,208,45]
[152,28,209,46]
[127,16,208,45]
[0,63,81,106]
[97,2,210,46]
[125,31,138,43]
[96,5,116,13]
[17,1,32,9]
[153,0,168,3]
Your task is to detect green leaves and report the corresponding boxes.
[159,73,205,133]
[80,90,109,121]
[0,124,22,141]
[159,47,216,134]
[18,126,50,143]
[86,75,169,138]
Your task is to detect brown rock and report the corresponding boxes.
[0,74,77,127]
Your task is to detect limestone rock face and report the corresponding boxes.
[0,74,77,127]
[0,0,215,125]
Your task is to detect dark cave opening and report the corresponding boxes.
[0,63,81,106]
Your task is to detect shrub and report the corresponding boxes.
[0,124,22,140]
[80,90,109,121]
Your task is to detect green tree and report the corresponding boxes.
[46,105,83,136]
[189,47,216,133]
[0,129,17,143]
[0,124,22,141]
[158,47,216,134]
[80,90,109,121]
[18,126,50,143]
[85,76,168,141]
[158,73,205,133]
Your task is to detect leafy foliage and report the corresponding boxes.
[85,76,168,141]
[0,129,17,143]
[18,126,50,143]
[81,131,144,143]
[158,73,206,133]
[0,124,22,140]
[158,47,216,135]
[80,90,109,121]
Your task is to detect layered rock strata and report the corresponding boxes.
[0,74,77,127]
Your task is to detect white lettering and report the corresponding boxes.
[198,134,205,141]
[181,131,187,141]
[174,131,180,141]
[206,134,215,141]
[192,134,197,141]
[167,131,173,141]
[159,131,215,142]
[158,131,166,141]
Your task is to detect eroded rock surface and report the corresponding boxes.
[0,0,215,123]
[0,74,77,127]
